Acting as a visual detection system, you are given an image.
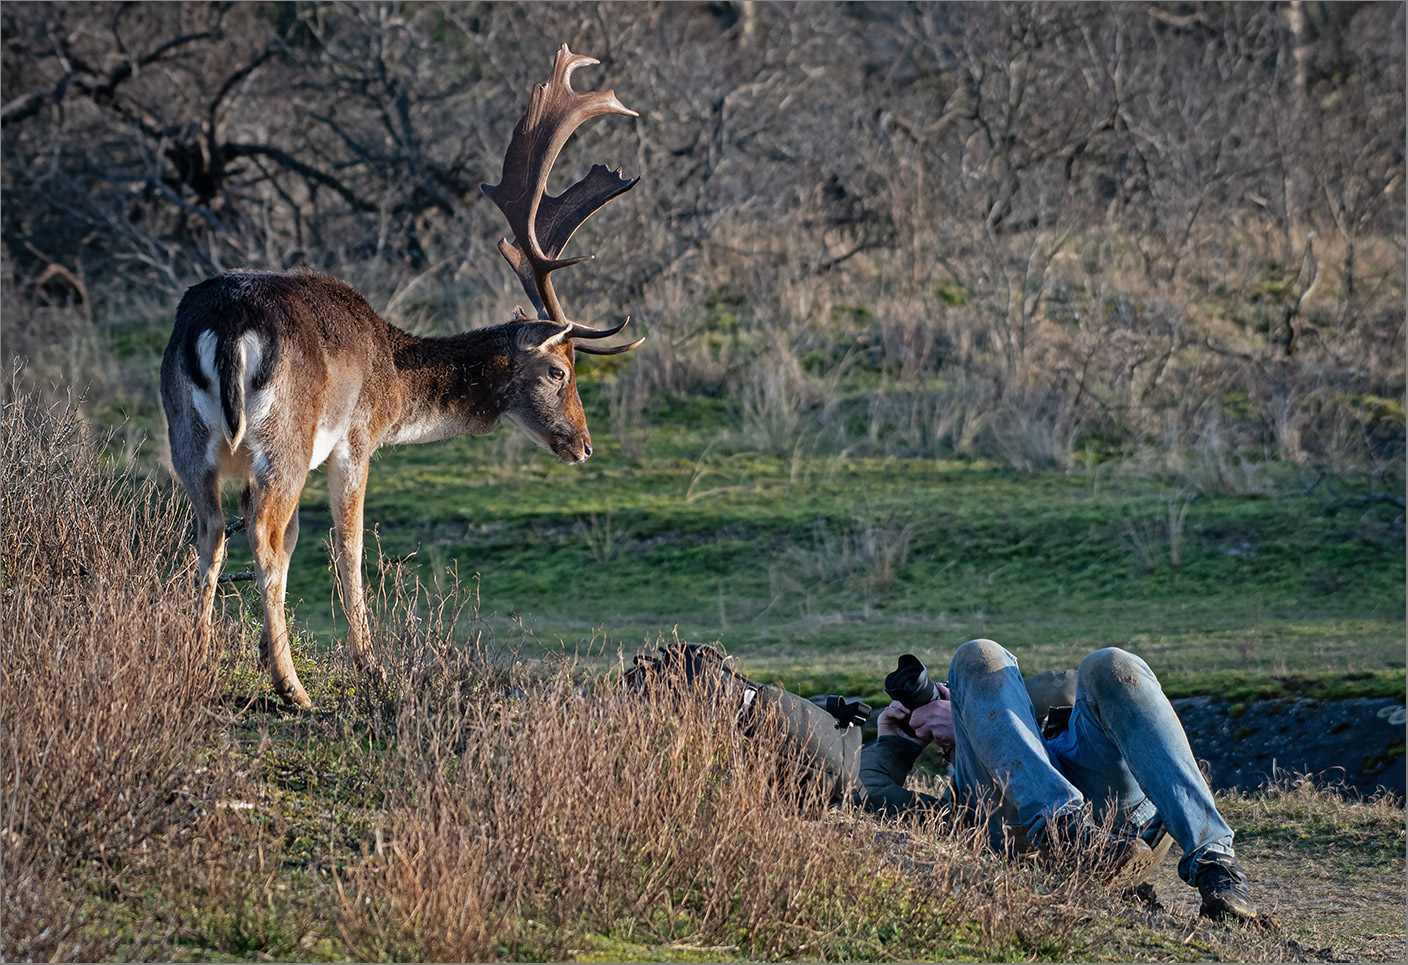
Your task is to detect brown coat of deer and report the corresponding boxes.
[160,45,642,707]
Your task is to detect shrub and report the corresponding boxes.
[0,390,229,960]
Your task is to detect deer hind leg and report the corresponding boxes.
[239,484,269,669]
[247,477,312,708]
[243,484,299,672]
[327,449,380,675]
[192,469,227,648]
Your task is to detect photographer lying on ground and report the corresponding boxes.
[860,638,1257,922]
[624,638,1255,922]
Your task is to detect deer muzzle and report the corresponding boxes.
[552,433,592,464]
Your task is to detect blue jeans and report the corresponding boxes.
[947,639,1236,884]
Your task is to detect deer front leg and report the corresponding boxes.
[327,450,379,675]
[249,481,313,708]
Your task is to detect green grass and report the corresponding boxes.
[191,382,1407,705]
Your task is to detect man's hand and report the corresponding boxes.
[907,683,955,759]
[877,701,924,745]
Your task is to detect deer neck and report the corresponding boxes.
[385,325,517,446]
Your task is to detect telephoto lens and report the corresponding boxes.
[884,653,940,710]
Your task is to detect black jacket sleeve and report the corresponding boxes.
[854,735,944,816]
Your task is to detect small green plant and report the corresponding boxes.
[787,513,918,600]
[580,512,619,565]
[1118,486,1198,570]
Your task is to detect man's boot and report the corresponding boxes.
[1196,858,1258,921]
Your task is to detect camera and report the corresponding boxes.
[885,653,941,710]
[819,694,872,729]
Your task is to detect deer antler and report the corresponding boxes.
[482,43,642,353]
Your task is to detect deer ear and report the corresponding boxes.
[515,322,571,354]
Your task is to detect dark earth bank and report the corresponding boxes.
[1172,696,1406,798]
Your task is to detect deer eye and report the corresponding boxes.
[548,366,567,382]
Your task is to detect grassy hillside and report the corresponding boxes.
[64,272,1403,710]
[175,377,1401,707]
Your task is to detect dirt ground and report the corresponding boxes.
[1142,837,1407,962]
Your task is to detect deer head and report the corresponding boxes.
[483,44,644,463]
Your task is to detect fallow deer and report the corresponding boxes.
[160,45,642,707]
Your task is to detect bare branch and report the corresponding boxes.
[224,143,379,213]
[1,73,73,128]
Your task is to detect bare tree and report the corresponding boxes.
[3,1,1402,472]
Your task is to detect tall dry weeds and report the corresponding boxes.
[329,638,1145,962]
[0,390,231,960]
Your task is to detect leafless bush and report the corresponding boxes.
[989,396,1085,472]
[0,389,229,960]
[859,375,993,460]
[1171,419,1276,497]
[603,364,650,460]
[737,332,809,453]
[578,512,621,566]
[734,323,852,455]
[481,423,536,488]
[875,305,943,383]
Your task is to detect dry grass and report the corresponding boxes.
[786,514,918,600]
[1146,779,1407,962]
[332,646,1110,962]
[0,389,232,960]
[1217,775,1406,851]
[0,391,1390,962]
